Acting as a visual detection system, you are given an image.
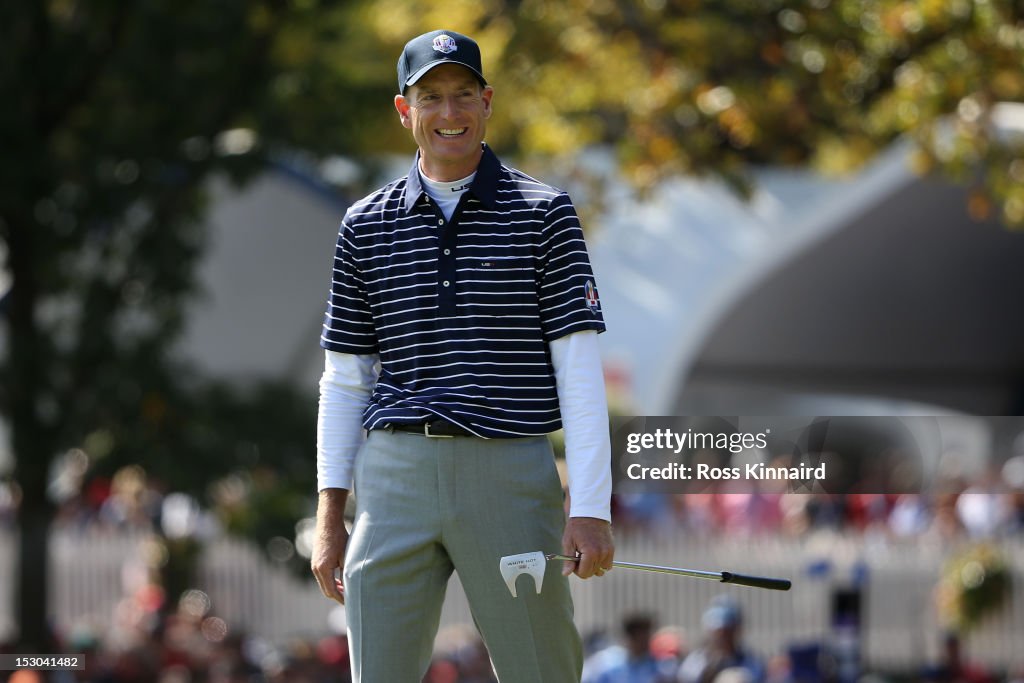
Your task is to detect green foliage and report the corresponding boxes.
[82,372,317,500]
[340,0,1024,224]
[936,543,1011,632]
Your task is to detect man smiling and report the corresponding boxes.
[396,64,492,178]
[311,29,614,682]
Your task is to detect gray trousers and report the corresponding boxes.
[344,429,583,682]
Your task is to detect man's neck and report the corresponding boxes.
[418,149,484,182]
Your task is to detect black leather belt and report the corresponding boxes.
[384,420,476,438]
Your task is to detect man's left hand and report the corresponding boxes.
[560,517,614,579]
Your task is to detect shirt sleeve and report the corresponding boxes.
[537,192,607,342]
[320,215,378,354]
[549,330,612,521]
[317,350,379,491]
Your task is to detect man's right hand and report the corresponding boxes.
[311,488,349,604]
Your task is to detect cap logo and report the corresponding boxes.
[432,34,458,54]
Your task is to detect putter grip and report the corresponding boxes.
[719,571,791,591]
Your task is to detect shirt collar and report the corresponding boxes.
[402,143,500,214]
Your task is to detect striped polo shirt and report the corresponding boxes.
[320,144,606,437]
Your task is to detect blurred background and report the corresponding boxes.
[2,0,1024,681]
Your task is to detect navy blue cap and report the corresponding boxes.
[397,30,487,93]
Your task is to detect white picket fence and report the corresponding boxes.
[1,527,1022,671]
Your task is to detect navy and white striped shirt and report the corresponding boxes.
[320,144,605,437]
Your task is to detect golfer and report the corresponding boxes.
[311,29,613,682]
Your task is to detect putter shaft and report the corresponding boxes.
[546,554,791,591]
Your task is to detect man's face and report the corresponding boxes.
[394,63,493,180]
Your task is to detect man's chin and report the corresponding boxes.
[431,139,474,154]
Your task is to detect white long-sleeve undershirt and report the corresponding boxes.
[548,330,612,521]
[316,330,611,521]
[315,351,378,495]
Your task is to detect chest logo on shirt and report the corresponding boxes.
[584,280,600,313]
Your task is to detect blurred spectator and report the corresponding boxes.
[451,637,496,683]
[764,652,793,683]
[422,655,460,683]
[650,626,687,670]
[66,628,109,683]
[928,632,994,683]
[678,495,720,537]
[313,634,351,682]
[713,668,756,683]
[889,494,932,538]
[97,466,162,531]
[925,630,995,683]
[677,597,764,683]
[8,672,44,683]
[422,626,496,683]
[844,494,891,533]
[780,642,836,683]
[615,493,677,535]
[717,490,783,537]
[583,612,675,683]
[1008,488,1024,533]
[955,468,1011,538]
[802,494,844,532]
[923,492,967,542]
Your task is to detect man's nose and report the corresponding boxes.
[441,95,457,119]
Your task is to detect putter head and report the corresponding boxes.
[498,551,547,597]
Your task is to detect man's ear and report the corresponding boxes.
[481,86,494,119]
[394,94,412,129]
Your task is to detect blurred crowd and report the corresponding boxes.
[4,455,1024,542]
[1,620,352,683]
[0,599,497,683]
[4,593,1023,683]
[575,597,1024,683]
[612,457,1024,541]
[2,456,1024,682]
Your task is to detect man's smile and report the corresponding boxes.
[437,128,468,137]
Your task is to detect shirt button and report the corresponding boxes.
[442,280,450,287]
[443,248,451,255]
[438,219,444,225]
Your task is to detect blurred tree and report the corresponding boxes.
[0,0,390,650]
[348,0,1024,225]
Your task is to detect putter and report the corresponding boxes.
[498,551,791,597]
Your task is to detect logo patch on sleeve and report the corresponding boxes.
[584,280,600,313]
